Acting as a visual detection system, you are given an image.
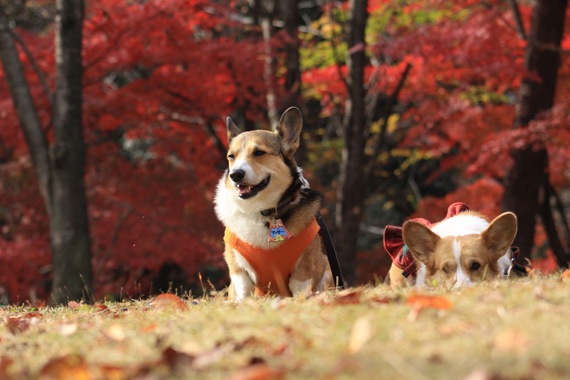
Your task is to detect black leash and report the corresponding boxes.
[316,214,345,289]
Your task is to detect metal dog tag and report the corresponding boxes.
[268,218,292,242]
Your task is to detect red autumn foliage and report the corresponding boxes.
[1,0,569,301]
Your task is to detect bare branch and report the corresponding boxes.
[364,63,411,179]
[506,0,527,40]
[8,27,54,108]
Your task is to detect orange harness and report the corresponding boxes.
[224,219,320,296]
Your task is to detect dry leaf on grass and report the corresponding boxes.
[149,294,189,311]
[104,324,126,342]
[561,269,570,281]
[6,317,31,334]
[348,316,372,354]
[494,329,531,353]
[39,354,92,380]
[407,294,454,311]
[326,289,363,305]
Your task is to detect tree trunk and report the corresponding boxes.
[502,0,568,264]
[0,11,52,216]
[279,0,301,109]
[51,0,92,303]
[278,0,305,164]
[335,0,368,286]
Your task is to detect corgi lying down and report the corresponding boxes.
[385,203,518,288]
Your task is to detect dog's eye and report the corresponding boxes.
[469,262,481,271]
[227,154,235,161]
[442,264,451,274]
[253,150,266,157]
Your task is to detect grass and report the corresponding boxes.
[2,273,570,379]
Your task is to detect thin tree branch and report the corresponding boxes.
[364,63,411,179]
[8,27,54,108]
[506,0,527,40]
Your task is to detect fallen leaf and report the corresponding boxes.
[0,356,14,380]
[58,324,78,337]
[39,354,92,380]
[228,364,285,380]
[494,329,530,353]
[141,324,158,333]
[149,294,189,311]
[347,316,372,354]
[104,324,125,342]
[68,301,80,310]
[93,304,108,313]
[161,347,195,371]
[406,294,454,311]
[328,289,363,305]
[561,269,570,281]
[6,317,30,334]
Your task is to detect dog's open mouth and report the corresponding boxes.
[237,176,270,199]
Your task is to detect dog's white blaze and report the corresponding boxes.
[453,239,472,286]
[416,263,427,287]
[431,214,489,238]
[289,279,312,296]
[231,159,254,183]
[231,273,255,301]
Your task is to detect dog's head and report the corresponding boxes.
[402,212,517,287]
[223,107,302,210]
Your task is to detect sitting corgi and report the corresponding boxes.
[385,203,518,288]
[214,107,334,301]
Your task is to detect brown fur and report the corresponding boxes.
[217,107,333,301]
[388,212,517,288]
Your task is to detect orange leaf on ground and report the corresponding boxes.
[93,304,108,312]
[561,269,570,280]
[39,354,92,380]
[407,294,454,310]
[149,294,189,311]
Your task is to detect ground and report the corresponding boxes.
[1,273,570,380]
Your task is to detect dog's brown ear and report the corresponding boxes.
[274,107,302,156]
[402,221,440,265]
[482,212,517,259]
[226,117,242,145]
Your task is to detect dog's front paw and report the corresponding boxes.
[231,273,255,302]
[289,279,312,297]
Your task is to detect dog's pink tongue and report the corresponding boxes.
[238,185,251,194]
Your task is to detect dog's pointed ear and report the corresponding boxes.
[482,212,518,259]
[226,117,242,145]
[402,221,440,265]
[274,107,302,156]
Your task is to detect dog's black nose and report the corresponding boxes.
[230,169,245,182]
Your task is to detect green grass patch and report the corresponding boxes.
[2,274,570,379]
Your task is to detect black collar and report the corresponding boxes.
[260,191,297,217]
